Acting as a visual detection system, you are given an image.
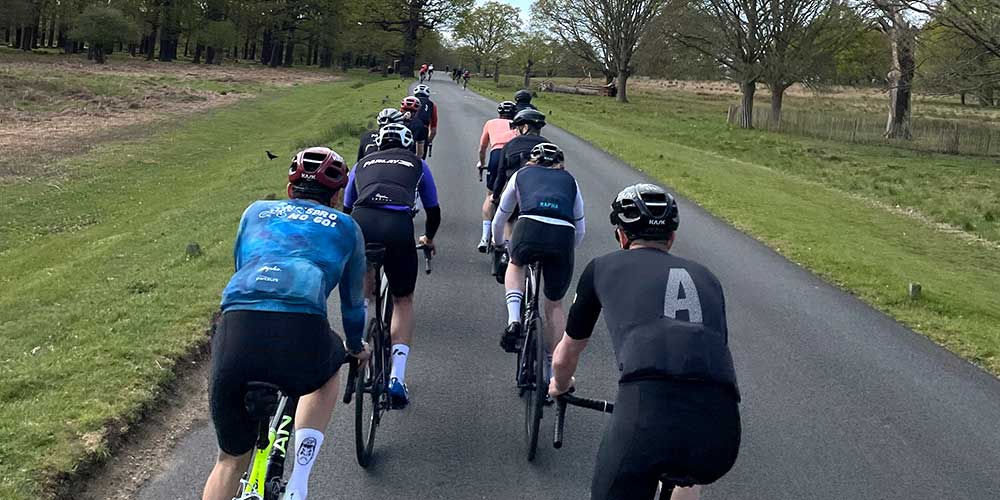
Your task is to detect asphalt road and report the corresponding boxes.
[138,80,1000,499]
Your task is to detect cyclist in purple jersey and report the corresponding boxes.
[343,123,441,409]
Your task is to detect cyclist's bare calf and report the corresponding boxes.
[670,486,701,500]
[202,450,252,500]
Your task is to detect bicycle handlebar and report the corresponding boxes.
[416,244,433,274]
[553,392,614,449]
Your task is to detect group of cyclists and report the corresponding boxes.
[203,80,742,500]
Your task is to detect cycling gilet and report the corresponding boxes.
[351,148,423,209]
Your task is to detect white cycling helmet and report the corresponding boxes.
[413,84,431,97]
[376,108,405,126]
[375,123,414,149]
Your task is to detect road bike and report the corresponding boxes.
[513,259,546,461]
[233,356,355,500]
[349,242,432,468]
[554,392,696,499]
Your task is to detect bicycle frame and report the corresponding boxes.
[235,395,292,500]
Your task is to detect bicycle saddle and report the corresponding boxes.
[244,381,281,419]
[659,473,697,489]
[365,243,387,264]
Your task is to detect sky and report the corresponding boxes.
[486,0,533,23]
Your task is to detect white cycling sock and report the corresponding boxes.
[481,220,492,241]
[285,428,324,500]
[390,344,409,382]
[506,289,524,325]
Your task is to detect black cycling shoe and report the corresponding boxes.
[501,322,522,353]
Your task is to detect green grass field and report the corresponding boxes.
[473,76,1000,378]
[0,73,396,499]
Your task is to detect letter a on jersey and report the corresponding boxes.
[663,268,702,323]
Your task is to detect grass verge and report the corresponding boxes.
[0,74,395,499]
[473,77,1000,377]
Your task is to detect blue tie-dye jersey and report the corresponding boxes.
[220,199,366,350]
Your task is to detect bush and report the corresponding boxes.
[69,6,134,64]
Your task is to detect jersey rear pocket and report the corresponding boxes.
[226,258,326,309]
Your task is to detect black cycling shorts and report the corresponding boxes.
[412,124,429,143]
[510,218,575,301]
[210,310,346,456]
[485,148,502,191]
[590,379,741,500]
[351,207,418,297]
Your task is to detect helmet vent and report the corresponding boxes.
[642,193,670,217]
[302,152,327,172]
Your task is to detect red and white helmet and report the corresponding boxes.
[400,96,421,113]
[287,147,348,195]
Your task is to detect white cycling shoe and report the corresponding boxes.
[477,235,490,253]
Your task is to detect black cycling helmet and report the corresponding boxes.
[375,123,414,150]
[497,101,516,118]
[529,142,564,166]
[514,89,532,103]
[510,109,546,130]
[610,184,679,241]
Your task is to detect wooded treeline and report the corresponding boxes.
[0,0,470,74]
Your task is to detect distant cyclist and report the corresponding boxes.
[357,108,406,161]
[462,70,471,89]
[514,89,538,112]
[203,147,368,500]
[549,184,741,500]
[427,64,435,80]
[476,100,519,252]
[418,63,428,82]
[492,143,584,379]
[343,123,441,409]
[410,84,437,159]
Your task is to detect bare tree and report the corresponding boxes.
[910,0,1000,58]
[871,0,917,138]
[674,0,772,127]
[366,0,473,77]
[534,0,667,102]
[760,0,856,125]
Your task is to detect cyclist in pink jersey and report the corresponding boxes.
[477,101,519,252]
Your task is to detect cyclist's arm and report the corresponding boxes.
[339,222,366,352]
[342,166,358,215]
[479,124,491,165]
[572,181,585,247]
[427,105,438,143]
[491,170,519,245]
[553,260,601,390]
[418,160,441,239]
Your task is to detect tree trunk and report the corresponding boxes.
[282,26,295,68]
[145,30,157,61]
[738,81,756,129]
[94,46,105,64]
[20,25,32,51]
[269,40,283,67]
[47,15,56,47]
[183,36,189,57]
[261,29,272,65]
[205,46,216,65]
[192,43,204,64]
[523,58,533,90]
[14,27,22,49]
[399,5,420,77]
[493,60,500,84]
[616,68,629,103]
[319,46,332,68]
[159,0,179,62]
[883,14,914,140]
[769,83,788,127]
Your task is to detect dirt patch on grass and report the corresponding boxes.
[0,55,341,182]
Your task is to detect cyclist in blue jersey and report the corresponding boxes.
[344,123,441,409]
[203,147,369,500]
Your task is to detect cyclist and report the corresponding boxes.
[476,101,519,252]
[418,63,428,82]
[410,84,437,159]
[490,109,549,222]
[514,89,537,112]
[549,184,741,500]
[462,70,471,89]
[492,143,584,374]
[358,108,406,161]
[343,123,441,409]
[203,147,368,500]
[427,63,435,80]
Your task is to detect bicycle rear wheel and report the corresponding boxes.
[355,318,383,468]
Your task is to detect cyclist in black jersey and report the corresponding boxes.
[549,184,741,500]
[411,84,437,159]
[490,109,549,245]
[492,143,584,371]
[357,108,407,161]
[514,89,538,112]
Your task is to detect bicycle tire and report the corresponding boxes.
[354,318,381,468]
[523,316,546,461]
